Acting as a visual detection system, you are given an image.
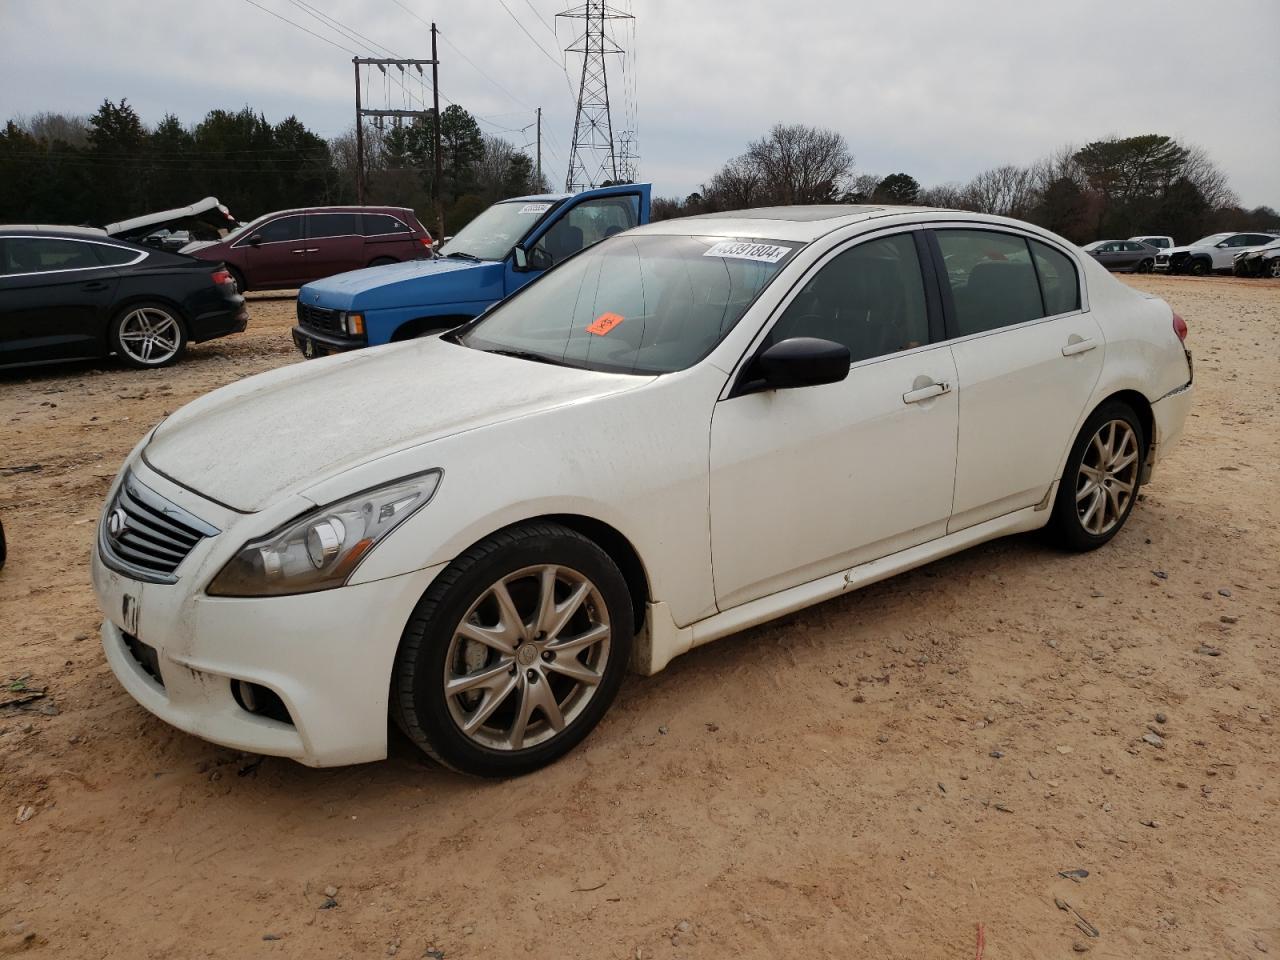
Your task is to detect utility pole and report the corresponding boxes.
[558,2,633,191]
[353,59,365,203]
[536,107,542,187]
[431,22,443,243]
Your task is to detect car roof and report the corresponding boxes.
[249,205,416,220]
[630,204,953,242]
[0,224,109,237]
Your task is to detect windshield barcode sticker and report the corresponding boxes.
[519,202,552,215]
[703,240,791,263]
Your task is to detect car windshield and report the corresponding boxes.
[437,199,561,261]
[456,234,800,374]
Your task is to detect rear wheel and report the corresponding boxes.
[1136,258,1153,274]
[111,303,187,368]
[391,521,633,777]
[1047,401,1145,551]
[227,266,248,294]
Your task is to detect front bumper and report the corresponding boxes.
[91,464,443,767]
[291,325,365,359]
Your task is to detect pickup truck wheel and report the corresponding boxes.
[1187,258,1210,277]
[391,521,633,777]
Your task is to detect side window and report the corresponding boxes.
[532,195,640,268]
[765,233,929,363]
[1247,234,1276,246]
[308,213,360,239]
[1,237,101,274]
[1124,242,1143,252]
[937,230,1044,335]
[92,243,143,266]
[362,214,410,236]
[256,216,304,243]
[1029,239,1081,316]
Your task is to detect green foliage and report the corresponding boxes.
[872,173,920,205]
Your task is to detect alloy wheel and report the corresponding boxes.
[1269,259,1280,279]
[118,307,181,365]
[443,564,612,751]
[1075,419,1140,536]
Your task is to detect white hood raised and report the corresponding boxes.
[144,337,648,512]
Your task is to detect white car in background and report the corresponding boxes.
[92,206,1194,777]
[1129,235,1174,250]
[1155,231,1280,275]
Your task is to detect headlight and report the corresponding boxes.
[207,470,441,597]
[341,311,365,336]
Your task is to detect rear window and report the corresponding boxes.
[92,243,144,266]
[362,213,411,236]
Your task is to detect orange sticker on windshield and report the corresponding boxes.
[586,312,624,336]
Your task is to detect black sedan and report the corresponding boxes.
[1079,239,1159,273]
[0,227,247,370]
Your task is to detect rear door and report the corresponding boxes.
[0,236,124,365]
[305,212,365,281]
[929,227,1104,532]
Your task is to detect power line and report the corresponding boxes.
[437,32,533,111]
[521,0,559,40]
[241,0,360,55]
[495,0,567,70]
[286,0,398,58]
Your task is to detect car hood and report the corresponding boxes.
[299,257,504,313]
[1162,245,1200,255]
[144,337,649,512]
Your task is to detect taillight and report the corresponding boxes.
[211,269,233,287]
[419,236,433,248]
[1172,312,1188,342]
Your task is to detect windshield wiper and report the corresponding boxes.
[445,251,482,262]
[483,348,565,366]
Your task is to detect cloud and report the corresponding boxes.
[0,0,1275,206]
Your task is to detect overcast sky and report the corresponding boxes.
[1,0,1276,207]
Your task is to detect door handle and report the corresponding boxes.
[80,281,110,291]
[291,249,306,255]
[305,247,320,253]
[903,380,950,404]
[1061,337,1098,357]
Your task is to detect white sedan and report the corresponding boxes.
[92,206,1194,777]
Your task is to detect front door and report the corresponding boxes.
[931,228,1105,531]
[709,230,959,610]
[0,236,120,365]
[506,191,643,295]
[240,214,308,289]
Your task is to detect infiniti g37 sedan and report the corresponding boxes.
[92,206,1194,777]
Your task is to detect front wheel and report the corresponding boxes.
[1269,259,1280,279]
[391,522,633,777]
[1187,258,1211,277]
[111,303,187,368]
[1047,402,1145,551]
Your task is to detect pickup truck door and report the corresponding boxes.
[504,183,651,295]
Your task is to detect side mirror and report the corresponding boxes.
[512,246,529,271]
[739,337,851,394]
[248,233,263,247]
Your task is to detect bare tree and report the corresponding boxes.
[1179,143,1238,211]
[704,123,853,209]
[845,172,882,202]
[962,164,1036,217]
[16,112,90,147]
[917,181,966,208]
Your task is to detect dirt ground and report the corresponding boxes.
[1,276,1277,959]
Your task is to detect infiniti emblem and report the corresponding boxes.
[107,507,129,540]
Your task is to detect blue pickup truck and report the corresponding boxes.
[291,182,652,356]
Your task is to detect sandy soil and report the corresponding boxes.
[0,277,1277,959]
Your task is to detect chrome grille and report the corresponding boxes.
[99,472,219,584]
[297,302,342,334]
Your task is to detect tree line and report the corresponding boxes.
[653,125,1278,242]
[1,100,1274,244]
[0,99,546,232]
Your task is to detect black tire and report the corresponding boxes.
[109,302,188,369]
[1187,258,1211,277]
[1269,259,1280,279]
[368,256,397,268]
[1136,259,1153,274]
[0,518,6,571]
[1047,400,1146,552]
[391,521,634,777]
[228,266,248,294]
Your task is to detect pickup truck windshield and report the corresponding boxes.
[457,234,799,374]
[438,199,560,261]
